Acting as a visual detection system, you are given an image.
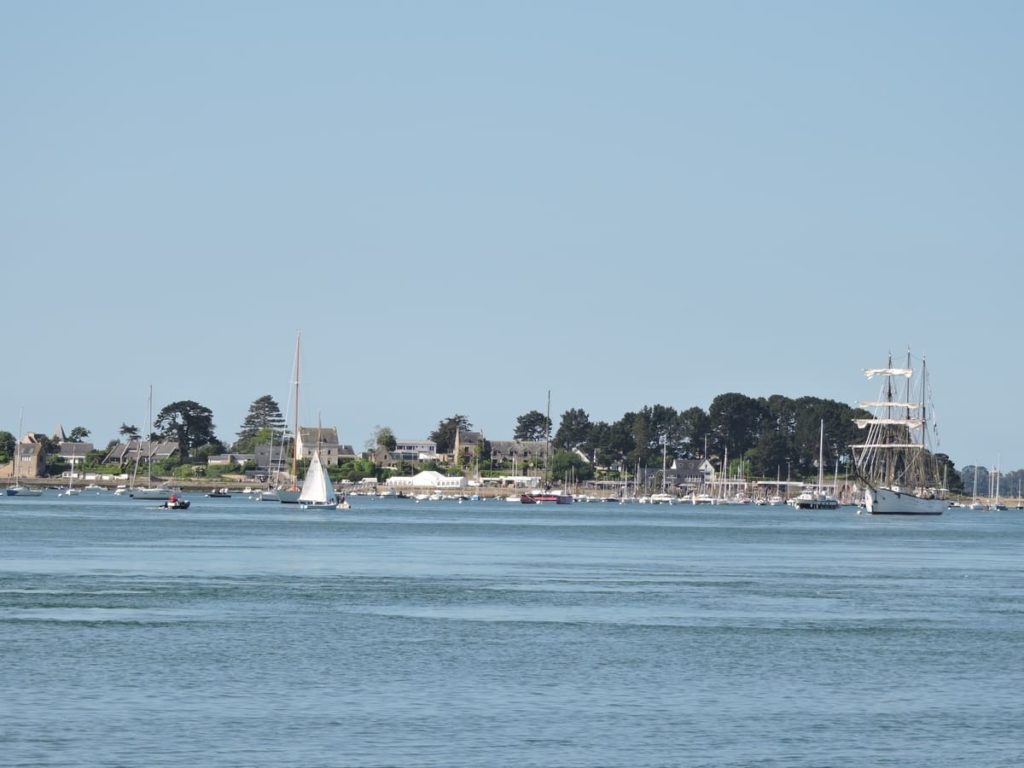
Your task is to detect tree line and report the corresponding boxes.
[426,393,964,491]
[2,391,967,491]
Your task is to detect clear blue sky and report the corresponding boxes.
[2,2,1022,471]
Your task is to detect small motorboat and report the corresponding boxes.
[160,495,191,510]
[206,488,232,498]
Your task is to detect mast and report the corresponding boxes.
[13,408,23,483]
[818,419,825,495]
[147,384,153,487]
[290,333,301,487]
[544,389,551,484]
[661,434,667,494]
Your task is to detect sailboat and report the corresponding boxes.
[789,419,839,510]
[131,386,180,501]
[60,468,81,496]
[851,351,950,515]
[298,449,341,509]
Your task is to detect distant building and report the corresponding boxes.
[0,433,47,479]
[207,453,255,467]
[295,426,355,467]
[669,458,715,488]
[392,439,437,462]
[452,430,484,465]
[103,440,180,466]
[58,442,95,468]
[254,442,290,471]
[489,440,547,465]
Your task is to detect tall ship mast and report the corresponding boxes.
[850,350,950,515]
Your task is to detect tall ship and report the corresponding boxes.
[850,351,950,515]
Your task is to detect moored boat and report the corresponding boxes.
[521,491,573,504]
[298,448,347,510]
[851,351,950,516]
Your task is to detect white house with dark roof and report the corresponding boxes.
[58,442,95,467]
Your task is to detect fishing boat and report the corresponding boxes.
[159,494,190,510]
[850,351,950,515]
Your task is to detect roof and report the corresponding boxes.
[59,442,94,458]
[102,440,180,464]
[298,426,340,446]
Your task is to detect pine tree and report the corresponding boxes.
[237,395,287,443]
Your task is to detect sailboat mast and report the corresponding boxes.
[13,407,23,483]
[290,334,301,485]
[147,385,153,487]
[545,389,551,484]
[818,419,825,493]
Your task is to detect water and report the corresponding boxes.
[2,494,1022,767]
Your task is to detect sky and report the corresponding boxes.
[2,2,1022,471]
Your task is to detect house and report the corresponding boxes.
[0,434,46,478]
[392,439,437,462]
[489,440,547,465]
[254,442,290,471]
[58,442,95,468]
[207,453,255,467]
[295,426,355,467]
[103,440,180,466]
[669,458,716,488]
[452,430,484,465]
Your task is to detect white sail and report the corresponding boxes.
[854,418,923,429]
[864,368,913,379]
[856,401,921,410]
[298,450,336,505]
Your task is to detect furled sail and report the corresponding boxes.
[856,401,921,410]
[864,368,913,379]
[854,418,923,429]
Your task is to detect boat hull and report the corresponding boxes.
[791,498,839,510]
[5,486,43,496]
[865,487,948,516]
[521,493,573,504]
[130,487,180,501]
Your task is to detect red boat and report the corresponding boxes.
[520,492,573,504]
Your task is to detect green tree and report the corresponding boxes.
[119,423,140,441]
[708,393,769,460]
[67,426,91,443]
[677,407,711,457]
[553,408,592,451]
[549,449,595,483]
[372,425,397,452]
[514,410,551,441]
[154,400,218,462]
[430,415,472,454]
[236,395,286,448]
[0,430,15,463]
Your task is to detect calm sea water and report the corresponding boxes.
[1,493,1022,767]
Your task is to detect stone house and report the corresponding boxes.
[295,426,356,467]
